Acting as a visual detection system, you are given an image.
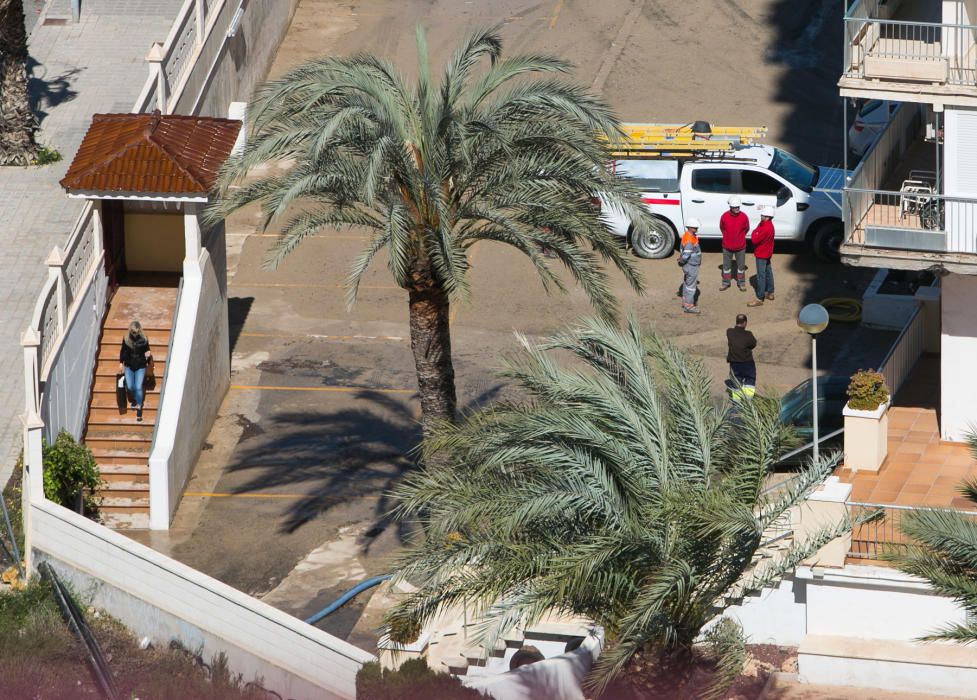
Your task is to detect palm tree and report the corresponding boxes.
[0,0,39,165]
[209,27,649,437]
[885,434,977,643]
[384,316,851,697]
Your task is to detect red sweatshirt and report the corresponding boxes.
[720,210,749,251]
[751,219,775,259]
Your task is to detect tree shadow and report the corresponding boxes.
[227,389,420,536]
[27,57,80,127]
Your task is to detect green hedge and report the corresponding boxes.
[356,659,489,700]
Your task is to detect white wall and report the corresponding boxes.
[41,265,108,443]
[940,273,977,441]
[149,224,229,528]
[799,565,967,640]
[31,500,373,699]
[719,578,808,646]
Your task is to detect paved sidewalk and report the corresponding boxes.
[0,0,183,487]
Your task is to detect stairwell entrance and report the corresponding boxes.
[58,111,242,529]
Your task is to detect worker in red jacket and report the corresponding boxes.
[748,206,776,307]
[719,196,749,292]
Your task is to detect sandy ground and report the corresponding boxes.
[132,0,894,653]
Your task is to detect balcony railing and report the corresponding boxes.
[845,188,977,254]
[846,502,977,561]
[844,15,977,89]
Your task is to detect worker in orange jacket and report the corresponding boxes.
[677,219,702,314]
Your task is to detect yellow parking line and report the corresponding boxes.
[239,331,406,342]
[549,0,563,28]
[229,282,400,290]
[230,384,414,394]
[227,233,371,240]
[183,491,308,500]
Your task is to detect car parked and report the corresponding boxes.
[848,100,898,158]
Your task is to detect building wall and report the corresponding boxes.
[40,265,108,443]
[941,273,977,440]
[31,500,373,699]
[175,0,300,118]
[123,212,185,272]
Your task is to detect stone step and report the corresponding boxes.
[99,508,149,530]
[102,327,172,344]
[88,407,158,425]
[92,376,163,394]
[94,358,167,377]
[97,461,148,476]
[84,424,154,440]
[101,493,149,508]
[90,391,160,409]
[98,475,149,490]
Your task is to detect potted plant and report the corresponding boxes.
[843,369,891,473]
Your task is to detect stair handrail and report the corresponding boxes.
[149,278,183,454]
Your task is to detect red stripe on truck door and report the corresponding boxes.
[641,197,680,205]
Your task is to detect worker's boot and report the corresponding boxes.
[747,299,763,307]
[765,292,775,301]
[683,305,701,314]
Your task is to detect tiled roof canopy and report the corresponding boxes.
[60,111,242,195]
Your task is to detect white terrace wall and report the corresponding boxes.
[177,0,299,117]
[149,221,230,528]
[32,500,374,699]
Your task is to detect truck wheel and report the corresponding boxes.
[630,219,676,259]
[813,222,843,263]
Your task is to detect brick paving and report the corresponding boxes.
[0,0,183,487]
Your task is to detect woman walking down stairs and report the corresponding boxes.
[82,279,177,529]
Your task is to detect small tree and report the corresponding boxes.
[384,317,853,697]
[357,659,489,700]
[0,0,40,165]
[846,369,889,411]
[885,433,977,642]
[42,431,101,518]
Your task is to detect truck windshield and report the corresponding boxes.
[769,149,818,191]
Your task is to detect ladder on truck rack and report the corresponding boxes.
[607,122,768,158]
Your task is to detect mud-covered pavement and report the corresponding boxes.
[130,0,894,650]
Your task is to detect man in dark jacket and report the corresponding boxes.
[726,313,757,399]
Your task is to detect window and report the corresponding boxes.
[615,160,679,192]
[691,169,735,193]
[740,170,782,196]
[769,149,818,191]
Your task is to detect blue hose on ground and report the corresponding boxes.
[304,574,393,626]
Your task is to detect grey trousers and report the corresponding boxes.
[682,264,699,306]
[722,248,746,287]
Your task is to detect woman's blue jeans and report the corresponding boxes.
[124,366,146,408]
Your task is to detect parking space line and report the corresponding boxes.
[229,282,401,290]
[239,331,406,342]
[549,0,563,28]
[227,233,371,241]
[183,491,308,500]
[230,384,415,394]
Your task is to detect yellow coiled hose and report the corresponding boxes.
[820,297,862,323]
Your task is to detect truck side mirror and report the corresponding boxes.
[777,186,792,206]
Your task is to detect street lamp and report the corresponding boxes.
[798,304,830,463]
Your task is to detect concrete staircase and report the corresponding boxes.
[83,281,178,529]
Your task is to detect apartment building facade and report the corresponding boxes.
[840,0,977,440]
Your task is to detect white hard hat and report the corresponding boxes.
[727,196,742,207]
[686,218,701,229]
[759,205,774,218]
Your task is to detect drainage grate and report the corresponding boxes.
[42,17,68,25]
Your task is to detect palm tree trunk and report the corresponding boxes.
[407,284,457,438]
[0,0,38,166]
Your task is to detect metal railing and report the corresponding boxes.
[877,304,925,398]
[846,501,977,560]
[844,15,977,86]
[845,188,977,254]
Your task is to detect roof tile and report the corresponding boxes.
[60,111,242,195]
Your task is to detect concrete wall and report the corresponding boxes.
[719,578,808,647]
[175,0,300,118]
[799,565,967,640]
[31,499,373,699]
[40,263,108,444]
[940,273,977,441]
[124,213,184,272]
[149,224,229,528]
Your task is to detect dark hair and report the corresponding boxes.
[736,314,748,326]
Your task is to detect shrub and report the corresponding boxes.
[846,369,890,411]
[42,431,101,518]
[35,147,62,165]
[1,458,24,557]
[356,659,489,700]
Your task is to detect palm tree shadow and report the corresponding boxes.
[27,57,80,127]
[228,390,421,535]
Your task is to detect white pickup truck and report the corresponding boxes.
[602,144,847,261]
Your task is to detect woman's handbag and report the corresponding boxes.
[145,356,156,391]
[116,374,127,412]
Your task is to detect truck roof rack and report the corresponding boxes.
[606,122,768,159]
